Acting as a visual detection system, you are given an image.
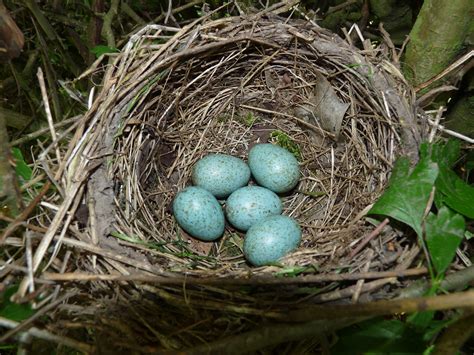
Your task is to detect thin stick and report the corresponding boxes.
[282,289,474,322]
[186,317,362,354]
[415,50,474,92]
[42,266,428,285]
[426,117,474,144]
[432,312,474,355]
[0,316,92,352]
[314,277,396,303]
[0,291,77,343]
[153,0,204,23]
[88,196,98,268]
[0,181,52,244]
[349,218,389,258]
[352,249,374,302]
[428,106,444,143]
[25,233,35,294]
[36,68,61,166]
[9,115,80,146]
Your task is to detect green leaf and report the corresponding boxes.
[90,45,119,58]
[425,206,465,275]
[465,230,474,240]
[332,318,427,354]
[369,155,439,237]
[0,285,35,322]
[11,148,32,182]
[407,311,435,330]
[428,140,474,218]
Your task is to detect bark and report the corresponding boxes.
[403,0,472,87]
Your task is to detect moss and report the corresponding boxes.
[270,130,302,161]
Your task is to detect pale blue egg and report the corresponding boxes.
[248,144,300,194]
[226,186,282,231]
[192,154,251,198]
[172,186,225,241]
[243,215,301,266]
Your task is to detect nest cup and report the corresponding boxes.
[77,13,423,277]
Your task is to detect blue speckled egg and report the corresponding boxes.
[248,144,300,194]
[172,186,225,241]
[243,215,301,266]
[192,154,251,199]
[226,186,282,231]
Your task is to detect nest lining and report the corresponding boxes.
[79,15,422,275]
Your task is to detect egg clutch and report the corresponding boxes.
[172,143,302,266]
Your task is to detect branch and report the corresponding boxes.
[101,0,119,48]
[281,290,474,322]
[186,317,362,354]
[433,312,474,355]
[0,316,93,352]
[121,2,145,25]
[398,264,474,299]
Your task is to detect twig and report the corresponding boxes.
[282,289,474,322]
[426,117,474,144]
[416,85,458,108]
[428,106,445,143]
[415,50,474,92]
[432,312,474,355]
[378,23,398,64]
[313,277,396,303]
[41,267,428,285]
[121,2,145,25]
[0,291,77,343]
[352,249,374,302]
[0,181,52,245]
[37,68,61,166]
[153,0,204,23]
[0,214,48,234]
[9,115,80,146]
[398,264,474,299]
[102,0,119,48]
[349,218,389,258]
[326,0,357,14]
[165,0,172,24]
[0,316,93,353]
[88,196,98,268]
[186,317,362,354]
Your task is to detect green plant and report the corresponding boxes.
[333,139,473,353]
[270,130,302,160]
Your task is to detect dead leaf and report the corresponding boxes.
[294,72,349,138]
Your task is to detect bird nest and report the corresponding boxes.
[9,5,427,352]
[92,12,421,275]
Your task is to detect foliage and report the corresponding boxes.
[270,130,302,160]
[0,285,35,322]
[344,139,473,353]
[90,45,119,58]
[332,318,427,354]
[11,148,32,183]
[425,206,465,275]
[369,153,438,237]
[369,140,471,278]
